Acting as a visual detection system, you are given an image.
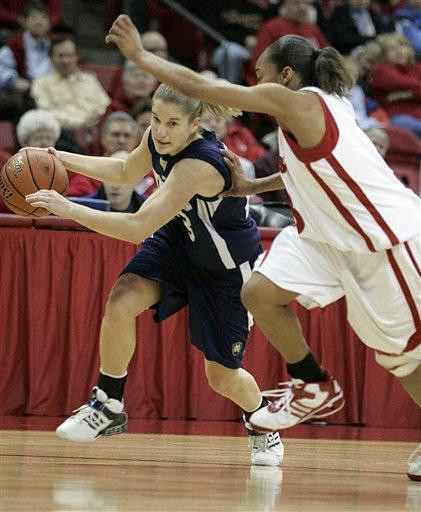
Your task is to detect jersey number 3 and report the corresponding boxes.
[178,211,195,242]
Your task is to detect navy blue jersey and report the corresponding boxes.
[148,131,261,271]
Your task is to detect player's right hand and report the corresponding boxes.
[222,149,254,197]
[105,15,144,62]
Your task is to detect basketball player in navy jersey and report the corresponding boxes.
[100,14,420,480]
[26,84,283,466]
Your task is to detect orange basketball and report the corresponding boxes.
[0,149,69,217]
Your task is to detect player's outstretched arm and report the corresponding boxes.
[105,15,317,126]
[25,158,220,244]
[39,128,153,185]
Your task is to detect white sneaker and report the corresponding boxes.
[408,444,421,481]
[250,377,345,432]
[249,431,284,466]
[56,387,128,443]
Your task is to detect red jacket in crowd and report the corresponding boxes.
[370,62,421,118]
[247,17,329,84]
[223,122,266,162]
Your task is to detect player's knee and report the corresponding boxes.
[103,296,134,323]
[241,278,264,313]
[104,286,140,321]
[375,350,421,377]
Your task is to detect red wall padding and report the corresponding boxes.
[0,226,419,428]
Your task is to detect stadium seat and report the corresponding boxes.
[0,121,17,154]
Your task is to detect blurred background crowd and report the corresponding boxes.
[0,0,419,223]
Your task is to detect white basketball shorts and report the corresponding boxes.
[255,226,420,364]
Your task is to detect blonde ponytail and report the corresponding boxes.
[153,84,242,121]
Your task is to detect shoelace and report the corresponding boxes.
[262,379,304,411]
[70,397,106,424]
[69,404,96,424]
[250,432,280,452]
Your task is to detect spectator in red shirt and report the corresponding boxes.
[248,0,329,85]
[16,109,99,197]
[202,114,266,162]
[370,33,421,135]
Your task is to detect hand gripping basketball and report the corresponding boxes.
[25,189,73,217]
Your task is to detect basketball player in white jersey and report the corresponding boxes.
[106,15,420,480]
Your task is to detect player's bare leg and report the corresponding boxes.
[399,364,421,406]
[241,272,308,363]
[100,273,162,375]
[204,360,284,466]
[242,272,344,432]
[56,273,162,442]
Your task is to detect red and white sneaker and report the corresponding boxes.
[249,377,345,432]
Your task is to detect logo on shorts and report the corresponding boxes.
[232,342,243,356]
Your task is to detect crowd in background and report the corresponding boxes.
[0,0,419,220]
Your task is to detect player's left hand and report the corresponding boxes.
[26,190,73,217]
[105,15,143,62]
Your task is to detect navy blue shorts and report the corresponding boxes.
[122,224,262,369]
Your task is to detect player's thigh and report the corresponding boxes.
[106,272,163,317]
[248,226,344,309]
[241,271,298,309]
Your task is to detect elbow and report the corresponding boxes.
[130,232,143,245]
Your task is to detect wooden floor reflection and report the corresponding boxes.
[1,430,419,512]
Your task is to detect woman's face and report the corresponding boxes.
[255,53,280,85]
[384,39,412,65]
[103,182,134,210]
[150,100,200,155]
[27,129,57,148]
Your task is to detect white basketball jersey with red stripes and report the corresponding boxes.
[277,86,420,253]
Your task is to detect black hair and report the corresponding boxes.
[265,35,354,96]
[49,36,76,56]
[22,1,49,18]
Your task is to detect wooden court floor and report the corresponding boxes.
[1,425,420,512]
